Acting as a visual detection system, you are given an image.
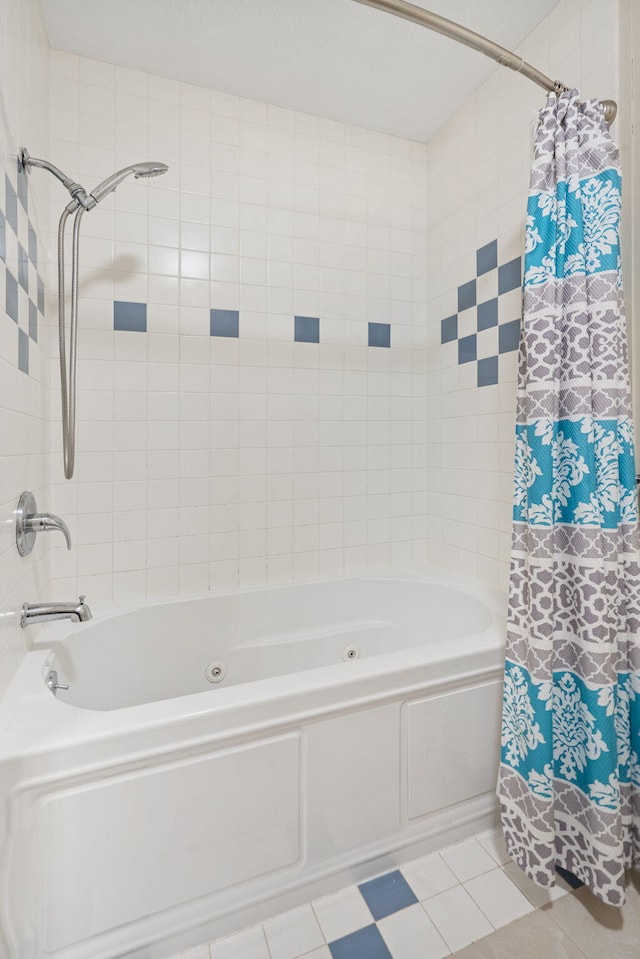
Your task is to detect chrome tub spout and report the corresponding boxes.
[21,596,92,628]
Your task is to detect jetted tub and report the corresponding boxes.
[0,565,505,959]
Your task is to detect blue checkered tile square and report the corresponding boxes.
[329,924,393,959]
[0,166,50,375]
[358,870,418,921]
[439,239,523,386]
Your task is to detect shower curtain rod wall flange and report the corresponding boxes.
[352,0,617,125]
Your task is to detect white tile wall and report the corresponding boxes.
[0,0,51,696]
[0,0,623,694]
[424,0,620,592]
[47,52,429,603]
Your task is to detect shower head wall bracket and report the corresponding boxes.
[19,147,91,209]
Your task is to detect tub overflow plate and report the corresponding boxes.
[205,661,227,684]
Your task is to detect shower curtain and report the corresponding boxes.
[498,90,640,906]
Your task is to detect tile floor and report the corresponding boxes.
[174,827,640,959]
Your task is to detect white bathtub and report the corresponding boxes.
[0,565,505,959]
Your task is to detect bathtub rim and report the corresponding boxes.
[0,563,506,762]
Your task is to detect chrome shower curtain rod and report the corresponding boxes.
[353,0,617,125]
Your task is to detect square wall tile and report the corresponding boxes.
[498,318,520,353]
[5,175,17,231]
[358,870,418,921]
[37,276,45,314]
[498,257,522,295]
[477,298,498,331]
[28,223,37,265]
[29,299,38,341]
[368,322,391,348]
[6,270,18,322]
[457,334,476,365]
[114,300,147,332]
[18,243,28,292]
[18,328,29,374]
[211,307,239,337]
[477,355,498,387]
[295,315,320,343]
[440,315,457,344]
[329,924,393,959]
[476,240,497,276]
[17,165,28,212]
[457,279,476,312]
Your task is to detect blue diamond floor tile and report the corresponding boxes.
[358,870,417,921]
[329,924,393,959]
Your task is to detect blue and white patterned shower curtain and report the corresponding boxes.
[498,90,640,905]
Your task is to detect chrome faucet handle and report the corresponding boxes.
[25,511,72,549]
[16,491,72,555]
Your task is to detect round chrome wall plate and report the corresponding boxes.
[16,491,37,557]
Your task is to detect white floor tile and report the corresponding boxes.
[401,852,458,901]
[378,903,451,959]
[263,904,325,959]
[423,885,494,952]
[299,949,332,959]
[439,837,497,882]
[311,884,372,941]
[209,924,271,959]
[476,827,511,866]
[502,860,571,908]
[464,867,534,928]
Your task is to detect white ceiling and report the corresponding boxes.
[41,0,562,142]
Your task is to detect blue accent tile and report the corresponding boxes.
[5,176,17,232]
[37,276,45,314]
[477,239,498,276]
[18,243,28,293]
[17,165,28,214]
[6,271,18,323]
[114,300,147,332]
[294,314,320,343]
[28,224,37,266]
[498,257,522,295]
[329,925,393,959]
[478,355,499,387]
[477,298,498,331]
[358,870,417,921]
[29,300,38,342]
[0,211,5,262]
[210,308,239,337]
[555,865,584,889]
[458,279,476,312]
[499,318,521,353]
[458,333,477,365]
[441,314,458,344]
[368,322,390,348]
[18,329,28,375]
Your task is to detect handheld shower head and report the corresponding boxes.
[86,161,169,208]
